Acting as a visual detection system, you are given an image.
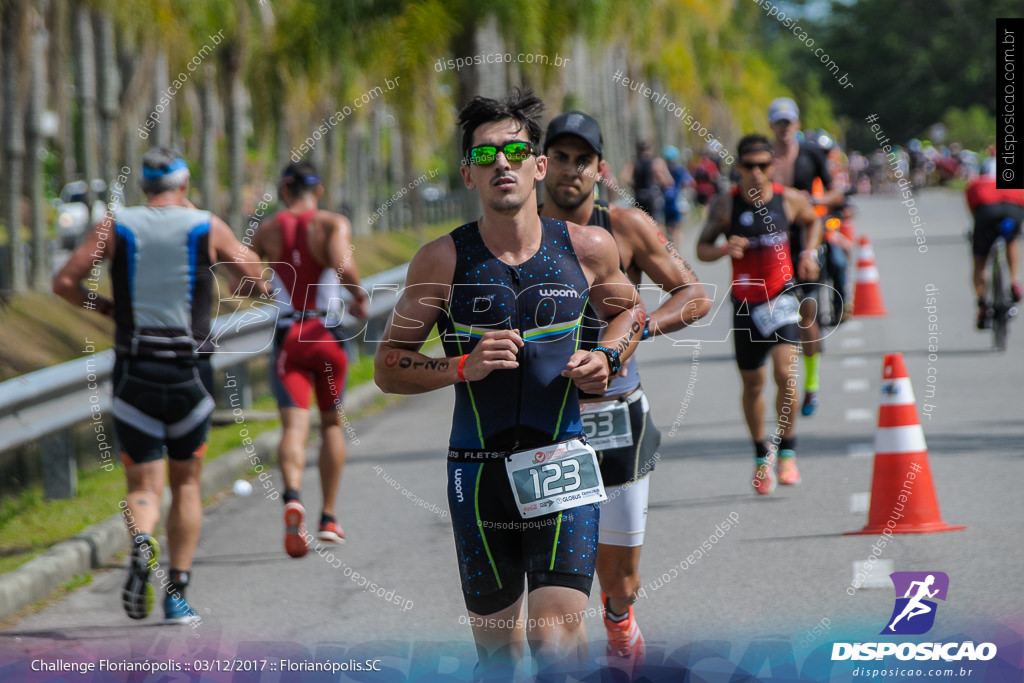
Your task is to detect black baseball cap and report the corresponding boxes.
[544,111,603,157]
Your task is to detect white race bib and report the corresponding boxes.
[580,400,633,451]
[506,439,606,519]
[750,293,800,337]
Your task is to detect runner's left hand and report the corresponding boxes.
[561,350,610,394]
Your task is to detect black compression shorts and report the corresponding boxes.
[112,356,215,464]
[972,202,1024,258]
[446,453,598,615]
[732,298,801,371]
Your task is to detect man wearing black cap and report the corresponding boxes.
[541,111,709,680]
[252,161,368,558]
[54,146,269,624]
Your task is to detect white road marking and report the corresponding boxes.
[851,559,894,589]
[843,378,870,392]
[841,337,865,349]
[847,443,875,458]
[850,492,870,514]
[845,408,874,423]
[842,356,868,367]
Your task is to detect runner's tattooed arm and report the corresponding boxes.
[374,236,524,393]
[613,204,710,335]
[695,193,734,262]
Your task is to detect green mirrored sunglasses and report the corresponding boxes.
[468,141,536,165]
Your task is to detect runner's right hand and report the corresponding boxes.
[462,329,523,381]
[727,235,749,259]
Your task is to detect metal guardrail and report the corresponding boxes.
[0,263,409,497]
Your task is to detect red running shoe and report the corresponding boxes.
[603,592,645,681]
[317,519,346,544]
[283,501,309,558]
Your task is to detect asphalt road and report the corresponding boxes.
[2,189,1021,681]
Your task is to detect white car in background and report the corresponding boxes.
[55,179,121,249]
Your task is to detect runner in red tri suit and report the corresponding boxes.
[252,161,368,557]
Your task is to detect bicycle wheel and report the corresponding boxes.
[991,239,1010,352]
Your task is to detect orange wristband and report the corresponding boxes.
[457,354,469,382]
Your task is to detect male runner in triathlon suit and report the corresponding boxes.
[768,98,844,417]
[252,162,368,557]
[965,163,1024,328]
[540,110,709,679]
[697,134,821,494]
[662,145,695,247]
[53,147,268,623]
[374,90,645,679]
[620,141,673,219]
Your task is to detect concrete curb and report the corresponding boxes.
[0,380,384,622]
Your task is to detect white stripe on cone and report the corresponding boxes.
[857,266,880,281]
[875,424,927,454]
[879,378,916,405]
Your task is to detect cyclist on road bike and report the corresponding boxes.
[965,163,1024,329]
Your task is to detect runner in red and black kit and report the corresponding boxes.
[966,164,1024,328]
[252,162,368,558]
[698,134,821,494]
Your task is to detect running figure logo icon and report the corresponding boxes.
[881,572,950,635]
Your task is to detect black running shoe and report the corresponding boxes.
[977,304,991,330]
[122,534,158,620]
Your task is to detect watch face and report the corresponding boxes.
[602,349,621,374]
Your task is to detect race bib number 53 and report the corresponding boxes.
[506,439,606,519]
[581,400,633,450]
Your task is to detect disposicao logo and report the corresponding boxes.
[882,571,948,635]
[832,572,997,662]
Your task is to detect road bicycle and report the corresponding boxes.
[988,218,1018,352]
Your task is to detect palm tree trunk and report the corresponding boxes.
[47,0,75,185]
[199,65,218,211]
[2,0,29,294]
[27,4,49,291]
[94,10,119,186]
[123,105,140,206]
[225,61,246,235]
[153,49,171,148]
[72,1,98,207]
[223,0,251,237]
[399,119,425,244]
[323,99,339,211]
[346,119,370,237]
[368,107,384,230]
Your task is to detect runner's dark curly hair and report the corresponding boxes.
[458,88,544,164]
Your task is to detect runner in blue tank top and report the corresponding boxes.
[374,91,646,680]
[541,111,709,680]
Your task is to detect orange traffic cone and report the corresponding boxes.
[846,353,965,535]
[852,235,887,317]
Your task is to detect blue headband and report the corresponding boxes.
[283,173,320,185]
[142,157,189,179]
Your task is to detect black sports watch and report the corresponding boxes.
[592,346,622,375]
